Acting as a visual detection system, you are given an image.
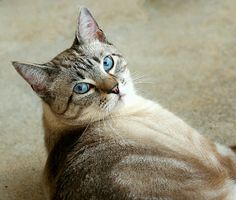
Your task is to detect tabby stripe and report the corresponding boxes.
[73,63,87,72]
[59,94,73,115]
[92,56,100,63]
[112,53,122,57]
[86,59,93,66]
[66,94,73,112]
[78,58,93,69]
[76,71,85,79]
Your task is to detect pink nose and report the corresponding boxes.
[109,84,119,94]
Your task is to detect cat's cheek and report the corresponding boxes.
[119,80,135,99]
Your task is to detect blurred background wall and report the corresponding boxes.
[0,0,236,199]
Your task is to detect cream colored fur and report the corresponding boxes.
[107,95,236,199]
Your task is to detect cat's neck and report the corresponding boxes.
[113,95,158,117]
[42,94,156,153]
[42,102,84,153]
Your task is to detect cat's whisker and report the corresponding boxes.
[132,77,157,83]
[131,72,153,80]
[131,74,157,86]
[82,110,97,137]
[133,81,155,85]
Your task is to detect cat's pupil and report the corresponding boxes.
[103,56,114,71]
[73,83,90,94]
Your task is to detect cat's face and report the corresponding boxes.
[12,7,135,124]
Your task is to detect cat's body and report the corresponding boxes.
[12,7,236,200]
[43,96,236,200]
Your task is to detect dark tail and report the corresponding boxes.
[230,145,236,154]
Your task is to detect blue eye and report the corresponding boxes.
[73,83,90,94]
[103,56,114,71]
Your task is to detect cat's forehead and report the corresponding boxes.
[78,41,118,58]
[50,41,121,69]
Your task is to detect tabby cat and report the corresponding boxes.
[12,7,236,200]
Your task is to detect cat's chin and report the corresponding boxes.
[117,94,127,107]
[110,92,135,113]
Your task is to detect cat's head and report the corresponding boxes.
[12,7,135,124]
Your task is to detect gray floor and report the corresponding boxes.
[0,0,236,199]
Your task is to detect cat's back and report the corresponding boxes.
[44,119,236,200]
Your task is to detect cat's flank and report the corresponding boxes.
[12,7,236,200]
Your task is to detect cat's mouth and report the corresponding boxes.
[102,93,126,112]
[118,93,126,101]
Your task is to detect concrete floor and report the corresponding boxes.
[0,0,236,199]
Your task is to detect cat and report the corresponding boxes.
[12,7,236,200]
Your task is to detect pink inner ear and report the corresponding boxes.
[87,20,98,36]
[19,67,47,92]
[29,75,47,92]
[86,20,95,28]
[96,29,106,42]
[78,8,106,43]
[31,84,46,92]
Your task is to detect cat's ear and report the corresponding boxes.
[12,61,58,97]
[76,7,106,44]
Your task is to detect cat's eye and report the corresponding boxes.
[103,55,114,72]
[73,82,91,94]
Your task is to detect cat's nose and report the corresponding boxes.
[108,84,119,94]
[98,77,119,94]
